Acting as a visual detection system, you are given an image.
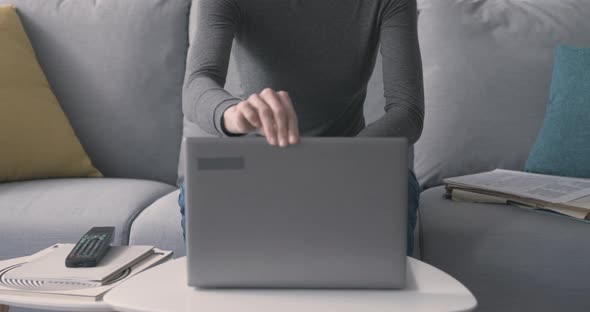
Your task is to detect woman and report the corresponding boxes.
[180,0,423,255]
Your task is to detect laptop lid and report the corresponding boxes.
[185,137,407,288]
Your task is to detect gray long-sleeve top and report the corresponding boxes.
[183,0,424,143]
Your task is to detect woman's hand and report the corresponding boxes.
[222,88,300,147]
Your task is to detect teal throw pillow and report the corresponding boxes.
[525,45,590,178]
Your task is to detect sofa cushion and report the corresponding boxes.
[526,45,590,179]
[0,179,175,261]
[129,190,185,258]
[414,0,590,188]
[420,186,590,312]
[0,0,190,185]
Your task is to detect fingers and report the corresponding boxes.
[260,88,289,147]
[248,93,277,146]
[226,88,299,147]
[237,101,260,129]
[277,91,300,145]
[223,103,256,134]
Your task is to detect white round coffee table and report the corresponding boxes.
[105,257,477,312]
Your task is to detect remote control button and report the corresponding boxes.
[84,241,96,256]
[90,242,101,255]
[79,243,88,256]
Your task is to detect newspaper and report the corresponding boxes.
[444,169,590,204]
[450,188,590,219]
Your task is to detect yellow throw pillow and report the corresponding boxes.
[0,5,101,182]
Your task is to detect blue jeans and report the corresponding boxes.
[179,170,420,256]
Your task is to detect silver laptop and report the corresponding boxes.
[185,137,408,289]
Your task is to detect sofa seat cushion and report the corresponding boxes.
[419,186,590,312]
[129,190,185,258]
[0,178,175,260]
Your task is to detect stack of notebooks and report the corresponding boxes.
[0,244,172,302]
[444,169,590,220]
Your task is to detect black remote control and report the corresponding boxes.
[66,227,115,268]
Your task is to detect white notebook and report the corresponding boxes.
[4,244,154,285]
[0,244,172,301]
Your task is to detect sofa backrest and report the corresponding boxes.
[415,0,590,189]
[3,0,190,185]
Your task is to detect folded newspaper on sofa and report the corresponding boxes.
[0,244,172,302]
[444,169,590,220]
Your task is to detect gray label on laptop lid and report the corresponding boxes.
[198,157,245,170]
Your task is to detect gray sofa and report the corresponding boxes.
[1,0,589,312]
